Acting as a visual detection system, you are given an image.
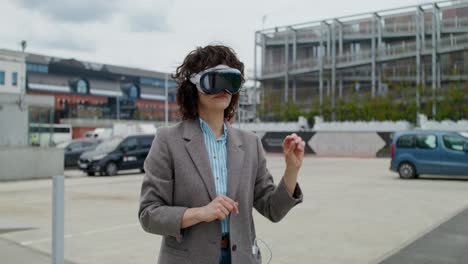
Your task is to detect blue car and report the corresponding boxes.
[390,130,468,179]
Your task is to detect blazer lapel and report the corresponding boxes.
[183,119,217,200]
[226,122,244,201]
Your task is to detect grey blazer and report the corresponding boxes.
[138,118,303,264]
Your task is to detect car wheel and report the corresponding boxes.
[105,162,118,176]
[87,172,95,176]
[140,168,145,173]
[398,162,416,179]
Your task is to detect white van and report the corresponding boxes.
[30,123,72,147]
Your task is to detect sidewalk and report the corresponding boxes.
[380,206,468,264]
[1,237,75,264]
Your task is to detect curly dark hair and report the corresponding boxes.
[173,44,245,120]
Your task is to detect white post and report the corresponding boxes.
[164,74,169,126]
[52,175,64,264]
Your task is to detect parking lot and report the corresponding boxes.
[1,156,468,264]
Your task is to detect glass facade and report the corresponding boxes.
[76,80,88,94]
[12,72,17,86]
[0,71,4,85]
[129,84,139,98]
[26,63,49,73]
[140,77,176,88]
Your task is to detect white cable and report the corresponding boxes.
[255,238,273,264]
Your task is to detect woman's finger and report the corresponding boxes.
[216,209,226,220]
[218,198,234,212]
[216,203,230,216]
[218,195,239,214]
[297,141,305,152]
[287,141,296,155]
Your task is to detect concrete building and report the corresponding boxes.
[0,49,26,94]
[0,49,179,138]
[254,0,468,120]
[0,49,63,180]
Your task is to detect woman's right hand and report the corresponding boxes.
[200,195,239,223]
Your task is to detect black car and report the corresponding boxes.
[57,139,102,168]
[78,134,154,176]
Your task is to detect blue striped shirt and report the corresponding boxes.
[199,118,229,235]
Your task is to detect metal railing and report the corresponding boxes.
[296,27,321,40]
[290,58,320,71]
[442,16,468,29]
[262,34,468,76]
[380,41,417,57]
[335,50,373,64]
[383,21,417,34]
[438,33,468,49]
[342,23,372,35]
[382,64,417,78]
[262,63,286,75]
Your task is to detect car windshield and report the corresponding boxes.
[459,132,468,139]
[56,141,71,148]
[95,138,122,152]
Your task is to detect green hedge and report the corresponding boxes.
[257,82,468,124]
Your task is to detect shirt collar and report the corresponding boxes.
[199,118,227,141]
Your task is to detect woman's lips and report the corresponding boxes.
[214,93,227,99]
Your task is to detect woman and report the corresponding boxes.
[139,44,305,264]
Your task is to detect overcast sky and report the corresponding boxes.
[1,0,433,75]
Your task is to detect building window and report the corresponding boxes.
[26,63,48,73]
[76,79,88,94]
[140,77,176,88]
[12,72,18,86]
[0,71,4,85]
[129,84,139,98]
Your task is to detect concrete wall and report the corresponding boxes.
[260,131,393,157]
[0,93,55,147]
[0,147,64,181]
[0,94,28,146]
[0,50,26,94]
[419,114,468,132]
[308,132,388,157]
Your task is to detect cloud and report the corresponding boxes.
[122,0,173,32]
[127,12,169,33]
[15,0,118,23]
[41,37,96,53]
[14,0,172,32]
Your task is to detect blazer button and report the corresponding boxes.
[232,244,237,251]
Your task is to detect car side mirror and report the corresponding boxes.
[65,147,72,152]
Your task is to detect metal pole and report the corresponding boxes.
[416,7,422,118]
[164,74,169,126]
[376,13,383,96]
[291,27,297,104]
[331,22,336,121]
[49,107,54,147]
[431,4,438,116]
[338,20,343,99]
[116,96,120,120]
[319,22,325,108]
[52,175,64,264]
[371,14,377,98]
[253,32,258,122]
[284,32,289,103]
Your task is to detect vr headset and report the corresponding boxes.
[189,64,243,95]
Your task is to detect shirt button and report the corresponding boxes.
[214,156,216,159]
[232,244,237,251]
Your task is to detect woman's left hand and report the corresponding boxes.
[282,133,305,171]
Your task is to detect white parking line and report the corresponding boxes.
[20,223,139,246]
